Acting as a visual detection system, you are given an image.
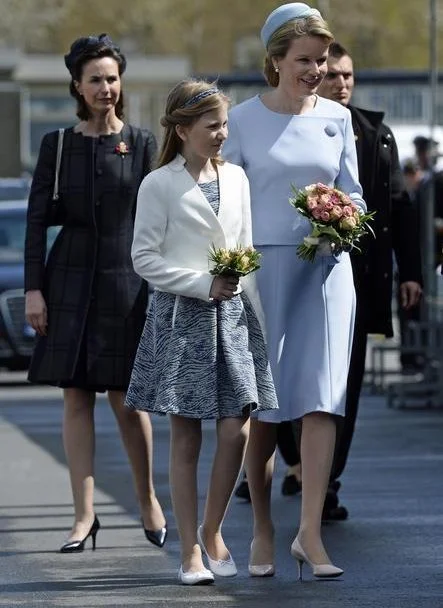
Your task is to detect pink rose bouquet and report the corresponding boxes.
[289,183,375,262]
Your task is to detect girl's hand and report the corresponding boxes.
[25,290,48,336]
[210,275,239,301]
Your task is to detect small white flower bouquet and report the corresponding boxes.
[208,245,262,278]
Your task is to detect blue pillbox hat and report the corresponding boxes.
[260,3,322,47]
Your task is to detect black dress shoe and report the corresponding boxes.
[329,480,341,493]
[281,474,302,496]
[60,515,100,553]
[234,479,251,502]
[322,484,348,522]
[323,487,339,511]
[322,504,349,522]
[143,523,168,548]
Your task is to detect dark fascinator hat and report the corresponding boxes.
[64,33,127,76]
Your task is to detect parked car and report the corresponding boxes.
[0,200,58,370]
[0,178,32,202]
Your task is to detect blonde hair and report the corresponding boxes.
[263,15,334,87]
[157,79,230,168]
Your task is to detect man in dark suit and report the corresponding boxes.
[313,42,423,519]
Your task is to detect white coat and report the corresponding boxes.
[132,154,264,329]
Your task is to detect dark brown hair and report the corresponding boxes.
[65,35,126,120]
[328,41,350,60]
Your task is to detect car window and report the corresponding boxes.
[0,179,31,201]
[0,216,26,251]
[47,227,60,251]
[0,212,60,261]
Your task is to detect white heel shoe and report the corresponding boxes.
[290,538,343,580]
[178,566,214,585]
[248,563,275,577]
[248,540,275,577]
[197,525,237,577]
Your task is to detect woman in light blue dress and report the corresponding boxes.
[223,3,366,579]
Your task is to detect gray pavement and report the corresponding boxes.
[0,373,442,608]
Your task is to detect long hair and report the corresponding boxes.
[263,15,334,87]
[157,79,230,168]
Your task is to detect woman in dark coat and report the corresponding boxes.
[24,34,167,552]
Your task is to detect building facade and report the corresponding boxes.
[0,52,191,177]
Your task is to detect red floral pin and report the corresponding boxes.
[114,141,130,156]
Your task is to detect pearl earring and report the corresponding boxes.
[275,66,279,73]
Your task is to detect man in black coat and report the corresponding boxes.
[313,42,423,519]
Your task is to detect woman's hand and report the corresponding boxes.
[317,237,334,256]
[210,275,239,301]
[25,290,48,336]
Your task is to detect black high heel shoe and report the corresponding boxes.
[142,519,168,548]
[60,515,100,553]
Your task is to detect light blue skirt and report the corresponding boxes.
[254,245,355,422]
[125,290,278,419]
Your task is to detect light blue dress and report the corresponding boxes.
[223,95,366,422]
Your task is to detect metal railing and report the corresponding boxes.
[367,276,443,408]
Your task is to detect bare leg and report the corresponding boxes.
[200,416,250,559]
[169,415,204,572]
[108,391,165,530]
[62,388,96,540]
[297,412,336,564]
[245,419,277,566]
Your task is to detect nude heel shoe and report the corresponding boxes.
[290,537,343,580]
[248,539,275,577]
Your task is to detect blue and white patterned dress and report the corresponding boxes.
[125,180,278,419]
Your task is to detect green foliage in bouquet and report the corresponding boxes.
[208,245,262,277]
[289,183,376,262]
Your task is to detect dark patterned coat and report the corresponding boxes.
[349,106,422,337]
[25,124,156,389]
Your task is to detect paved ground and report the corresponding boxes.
[0,371,442,608]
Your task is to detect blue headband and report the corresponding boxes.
[260,3,322,47]
[182,88,219,108]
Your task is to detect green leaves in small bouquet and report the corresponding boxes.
[208,245,262,278]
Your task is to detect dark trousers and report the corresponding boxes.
[396,280,423,369]
[276,421,299,467]
[330,297,367,480]
[275,297,368,483]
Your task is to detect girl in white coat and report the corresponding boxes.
[126,80,277,585]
